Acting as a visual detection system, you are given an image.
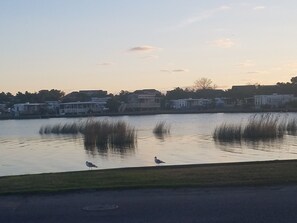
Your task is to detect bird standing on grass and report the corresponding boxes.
[86,161,98,170]
[154,156,165,164]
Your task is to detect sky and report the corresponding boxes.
[1,0,297,94]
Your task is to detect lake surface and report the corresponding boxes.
[1,113,297,176]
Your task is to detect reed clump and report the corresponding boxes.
[213,113,289,142]
[110,121,137,148]
[286,118,297,134]
[153,121,170,135]
[213,124,242,141]
[242,114,283,140]
[84,120,137,148]
[39,123,79,134]
[39,120,137,148]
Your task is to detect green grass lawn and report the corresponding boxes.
[1,160,297,195]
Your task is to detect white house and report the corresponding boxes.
[254,94,295,109]
[12,103,46,116]
[59,101,108,115]
[170,98,212,109]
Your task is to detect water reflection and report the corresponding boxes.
[84,143,136,157]
[2,113,297,177]
[153,121,171,141]
[244,138,284,151]
[153,132,170,141]
[214,140,243,154]
[287,131,297,136]
[214,137,285,152]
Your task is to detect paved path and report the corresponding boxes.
[1,186,297,223]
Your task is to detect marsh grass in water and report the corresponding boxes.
[39,119,137,149]
[110,121,137,148]
[153,121,170,139]
[242,114,283,140]
[213,124,242,141]
[213,113,292,142]
[286,118,297,135]
[39,122,80,134]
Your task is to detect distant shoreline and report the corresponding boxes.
[1,108,297,120]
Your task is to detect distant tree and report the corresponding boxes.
[117,90,131,103]
[0,92,12,103]
[194,78,216,90]
[15,91,37,103]
[37,89,65,102]
[291,76,297,84]
[61,91,90,102]
[195,89,225,99]
[81,90,108,98]
[106,97,121,112]
[166,87,190,100]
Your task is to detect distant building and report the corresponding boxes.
[170,98,212,109]
[254,94,295,109]
[90,97,111,103]
[45,101,60,115]
[219,98,236,108]
[214,98,225,108]
[126,89,161,111]
[59,100,108,115]
[12,103,47,116]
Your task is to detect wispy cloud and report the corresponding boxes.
[253,6,266,10]
[172,69,188,72]
[160,69,189,73]
[176,5,231,28]
[210,38,235,48]
[128,45,160,53]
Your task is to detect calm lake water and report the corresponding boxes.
[1,113,297,176]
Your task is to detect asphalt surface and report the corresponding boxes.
[1,186,297,223]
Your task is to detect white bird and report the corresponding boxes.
[154,156,165,164]
[86,161,98,170]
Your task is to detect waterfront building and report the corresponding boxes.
[169,98,212,109]
[254,93,296,109]
[126,89,161,111]
[59,100,108,115]
[12,103,47,116]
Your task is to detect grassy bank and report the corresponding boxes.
[1,160,297,195]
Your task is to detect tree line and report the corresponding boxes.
[1,76,297,109]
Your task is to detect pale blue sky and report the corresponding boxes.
[1,1,297,94]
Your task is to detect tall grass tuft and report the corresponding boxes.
[213,113,287,142]
[286,118,297,134]
[213,123,242,141]
[153,121,170,138]
[39,123,79,134]
[110,121,137,148]
[242,114,283,140]
[39,119,137,148]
